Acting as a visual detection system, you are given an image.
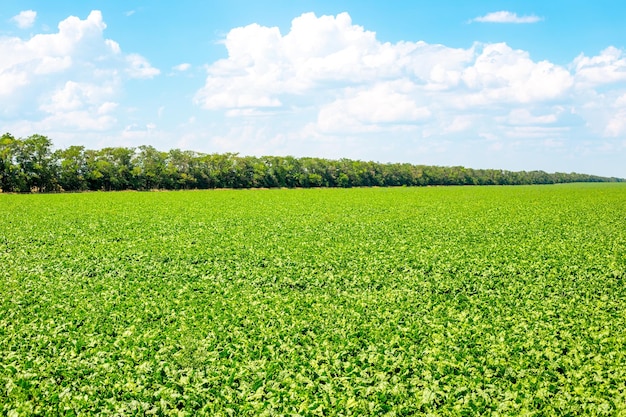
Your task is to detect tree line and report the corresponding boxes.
[0,133,622,193]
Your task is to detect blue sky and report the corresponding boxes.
[1,1,626,177]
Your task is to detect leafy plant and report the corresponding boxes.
[1,184,625,415]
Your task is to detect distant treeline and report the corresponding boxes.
[0,133,623,193]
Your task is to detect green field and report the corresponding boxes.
[1,184,626,415]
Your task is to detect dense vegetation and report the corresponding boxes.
[1,184,626,415]
[1,133,622,193]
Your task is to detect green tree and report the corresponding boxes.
[134,145,167,190]
[102,147,136,190]
[55,145,87,191]
[12,134,57,192]
[1,131,624,191]
[0,133,19,193]
[166,149,200,189]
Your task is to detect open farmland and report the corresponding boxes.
[1,184,626,415]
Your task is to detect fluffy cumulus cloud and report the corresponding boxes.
[572,47,626,87]
[11,10,37,29]
[470,11,542,24]
[190,12,626,174]
[37,81,119,131]
[0,10,159,134]
[173,63,191,72]
[460,43,573,105]
[2,10,625,176]
[317,81,431,133]
[196,14,573,131]
[126,54,161,79]
[196,12,574,119]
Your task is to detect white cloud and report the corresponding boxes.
[195,12,573,136]
[195,12,408,110]
[98,102,118,114]
[2,10,625,177]
[572,47,626,87]
[105,39,121,54]
[126,54,160,78]
[602,93,626,137]
[504,126,569,139]
[173,63,191,72]
[568,63,626,140]
[0,71,29,96]
[442,115,475,134]
[605,109,626,137]
[0,11,126,95]
[197,15,572,113]
[317,82,431,133]
[460,43,573,105]
[37,81,119,130]
[27,11,108,57]
[471,11,542,24]
[187,12,626,177]
[12,10,37,29]
[37,111,117,131]
[507,109,559,125]
[0,10,158,132]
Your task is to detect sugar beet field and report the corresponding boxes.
[1,184,626,416]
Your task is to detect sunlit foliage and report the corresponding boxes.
[1,133,622,193]
[1,184,625,415]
